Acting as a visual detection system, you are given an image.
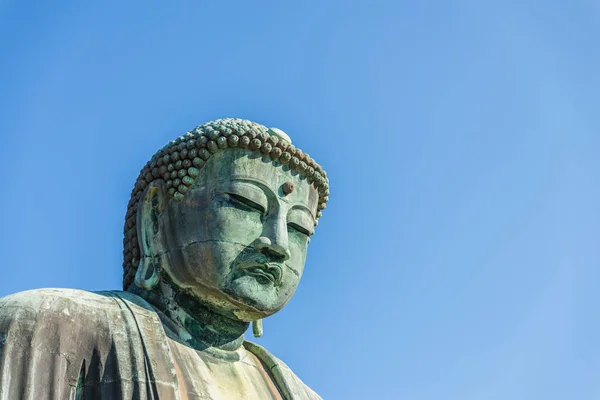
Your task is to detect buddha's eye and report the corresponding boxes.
[288,222,311,237]
[226,192,266,214]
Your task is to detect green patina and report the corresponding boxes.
[0,118,328,399]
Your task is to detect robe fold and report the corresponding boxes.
[0,289,321,400]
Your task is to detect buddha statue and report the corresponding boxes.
[0,118,329,399]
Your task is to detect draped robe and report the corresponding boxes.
[0,289,321,400]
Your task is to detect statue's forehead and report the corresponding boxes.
[198,149,318,211]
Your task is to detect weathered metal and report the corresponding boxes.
[0,118,327,399]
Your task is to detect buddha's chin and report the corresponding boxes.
[223,275,288,320]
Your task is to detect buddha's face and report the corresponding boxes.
[162,149,319,321]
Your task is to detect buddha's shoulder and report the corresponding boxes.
[244,341,323,400]
[0,288,155,330]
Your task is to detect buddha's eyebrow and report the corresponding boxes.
[215,176,273,196]
[216,176,315,215]
[289,204,316,220]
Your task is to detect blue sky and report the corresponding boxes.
[1,1,599,399]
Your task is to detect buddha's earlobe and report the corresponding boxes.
[135,255,160,290]
[252,319,263,338]
[135,181,167,291]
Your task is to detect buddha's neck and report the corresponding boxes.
[130,280,249,353]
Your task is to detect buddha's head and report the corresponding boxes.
[123,119,329,322]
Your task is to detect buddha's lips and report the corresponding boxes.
[240,263,282,285]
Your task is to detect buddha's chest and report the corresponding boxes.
[168,338,283,400]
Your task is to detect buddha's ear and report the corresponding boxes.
[134,180,167,290]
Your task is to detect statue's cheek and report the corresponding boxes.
[287,230,309,263]
[163,241,235,290]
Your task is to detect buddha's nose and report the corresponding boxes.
[252,236,291,261]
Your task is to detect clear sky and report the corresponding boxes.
[1,1,598,399]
